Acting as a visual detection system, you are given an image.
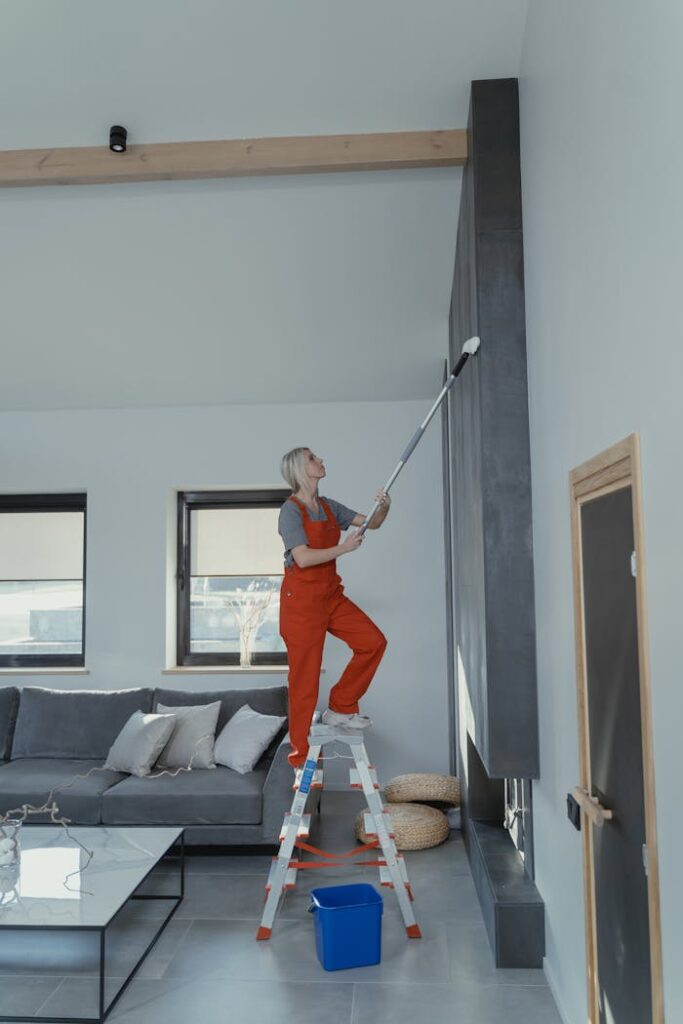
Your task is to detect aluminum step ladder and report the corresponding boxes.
[257,722,421,940]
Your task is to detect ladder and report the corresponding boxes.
[257,723,421,940]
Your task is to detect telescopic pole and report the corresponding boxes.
[359,336,480,535]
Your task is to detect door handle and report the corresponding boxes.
[572,786,614,827]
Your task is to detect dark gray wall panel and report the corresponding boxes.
[450,133,488,758]
[449,78,539,779]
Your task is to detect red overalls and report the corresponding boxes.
[279,496,387,767]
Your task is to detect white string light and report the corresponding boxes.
[0,727,217,893]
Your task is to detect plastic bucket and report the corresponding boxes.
[309,883,383,971]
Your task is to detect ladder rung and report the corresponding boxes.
[363,810,395,838]
[279,813,311,842]
[293,768,324,791]
[350,766,379,789]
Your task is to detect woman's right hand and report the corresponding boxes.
[341,528,364,553]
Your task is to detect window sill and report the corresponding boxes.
[0,668,90,675]
[162,666,291,675]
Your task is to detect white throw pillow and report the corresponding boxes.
[214,703,286,775]
[104,711,177,777]
[156,701,221,769]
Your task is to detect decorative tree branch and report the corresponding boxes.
[225,579,276,666]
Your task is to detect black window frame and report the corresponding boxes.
[0,492,87,669]
[177,489,288,668]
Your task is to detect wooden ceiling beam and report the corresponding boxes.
[0,129,467,189]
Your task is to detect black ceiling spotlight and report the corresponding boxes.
[109,125,128,153]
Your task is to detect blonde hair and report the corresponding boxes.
[280,447,310,492]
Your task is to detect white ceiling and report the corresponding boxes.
[0,1,529,410]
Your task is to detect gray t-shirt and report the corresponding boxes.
[278,496,359,568]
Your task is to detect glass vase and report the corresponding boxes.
[239,630,253,668]
[0,819,21,869]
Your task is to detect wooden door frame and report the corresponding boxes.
[570,433,663,1024]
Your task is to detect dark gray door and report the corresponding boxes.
[581,485,651,1024]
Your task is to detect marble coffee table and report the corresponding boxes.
[0,826,184,1023]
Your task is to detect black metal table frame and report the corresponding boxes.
[0,831,185,1024]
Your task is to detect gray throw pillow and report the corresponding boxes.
[214,703,286,775]
[104,711,177,777]
[156,701,221,769]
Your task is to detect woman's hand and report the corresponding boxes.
[348,493,392,533]
[367,490,391,528]
[341,528,364,554]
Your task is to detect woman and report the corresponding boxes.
[278,447,390,768]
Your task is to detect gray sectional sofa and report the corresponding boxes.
[0,684,296,845]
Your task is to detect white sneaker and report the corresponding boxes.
[321,708,372,729]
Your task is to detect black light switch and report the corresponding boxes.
[566,792,581,831]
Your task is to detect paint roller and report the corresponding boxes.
[358,336,480,535]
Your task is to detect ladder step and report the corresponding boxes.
[379,856,409,888]
[350,766,379,789]
[309,723,368,745]
[265,859,298,892]
[363,810,395,838]
[279,813,311,842]
[293,767,323,791]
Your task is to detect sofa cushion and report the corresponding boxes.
[214,704,287,775]
[0,687,19,761]
[102,764,268,826]
[0,759,126,825]
[11,687,153,760]
[104,711,177,777]
[153,686,287,735]
[156,702,221,770]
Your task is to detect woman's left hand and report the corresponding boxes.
[375,490,391,508]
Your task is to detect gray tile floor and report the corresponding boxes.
[0,793,563,1024]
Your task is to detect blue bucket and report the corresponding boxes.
[309,883,383,971]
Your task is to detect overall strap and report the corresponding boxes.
[288,495,308,518]
[289,495,328,520]
[318,498,333,521]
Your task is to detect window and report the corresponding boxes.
[0,494,87,668]
[177,490,288,668]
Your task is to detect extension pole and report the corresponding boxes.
[359,336,480,534]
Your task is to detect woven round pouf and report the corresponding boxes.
[354,802,449,851]
[384,773,461,808]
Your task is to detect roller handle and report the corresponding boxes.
[400,428,425,463]
[357,336,480,534]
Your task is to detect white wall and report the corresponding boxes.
[0,399,450,786]
[0,171,460,410]
[520,3,683,1021]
